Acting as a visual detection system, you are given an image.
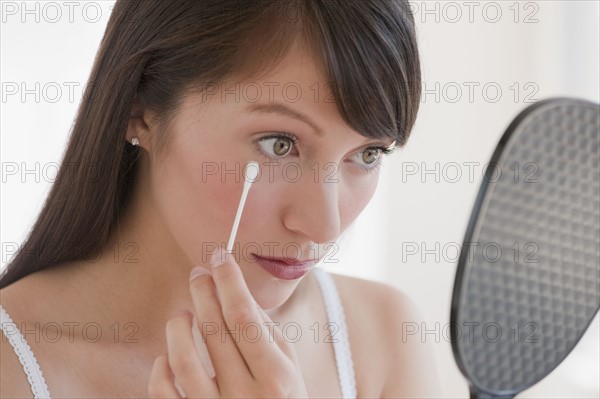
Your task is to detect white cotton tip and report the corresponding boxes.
[245,161,260,183]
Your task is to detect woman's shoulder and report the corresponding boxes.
[327,272,442,398]
[327,271,416,325]
[0,275,44,398]
[1,261,79,314]
[1,271,40,321]
[0,336,34,398]
[329,271,408,302]
[1,268,57,322]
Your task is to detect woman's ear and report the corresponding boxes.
[126,101,152,149]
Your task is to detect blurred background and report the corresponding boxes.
[1,1,599,397]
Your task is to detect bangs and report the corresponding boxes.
[192,0,421,148]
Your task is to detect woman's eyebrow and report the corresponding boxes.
[245,102,325,137]
[245,102,393,147]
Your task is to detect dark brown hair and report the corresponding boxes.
[1,0,421,288]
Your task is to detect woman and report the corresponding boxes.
[0,0,439,397]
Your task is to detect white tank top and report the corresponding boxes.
[0,267,357,398]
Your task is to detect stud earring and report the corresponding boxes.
[131,137,140,146]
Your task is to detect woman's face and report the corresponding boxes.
[144,43,393,310]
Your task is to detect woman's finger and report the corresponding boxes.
[188,265,253,387]
[207,248,292,379]
[191,314,216,379]
[148,354,183,399]
[166,311,219,398]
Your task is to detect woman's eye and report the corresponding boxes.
[257,133,298,159]
[351,144,397,173]
[352,147,383,169]
[361,148,381,165]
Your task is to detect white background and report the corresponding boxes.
[1,1,599,397]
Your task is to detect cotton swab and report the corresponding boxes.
[226,161,260,253]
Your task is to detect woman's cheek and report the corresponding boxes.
[200,171,239,217]
[341,173,379,220]
[236,182,276,232]
[195,162,273,228]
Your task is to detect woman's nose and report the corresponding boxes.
[281,169,341,245]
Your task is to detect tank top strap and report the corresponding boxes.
[312,267,357,398]
[0,304,52,399]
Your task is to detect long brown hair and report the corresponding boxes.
[1,0,421,288]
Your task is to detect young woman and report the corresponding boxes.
[1,0,439,397]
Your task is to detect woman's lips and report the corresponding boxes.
[251,254,316,280]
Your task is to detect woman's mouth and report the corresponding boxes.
[250,254,316,280]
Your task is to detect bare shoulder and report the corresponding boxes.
[328,272,442,398]
[327,271,416,329]
[328,271,406,307]
[1,332,35,398]
[1,271,45,321]
[0,267,68,398]
[1,282,38,398]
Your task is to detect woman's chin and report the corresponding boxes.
[245,281,298,311]
[240,263,303,310]
[252,289,293,311]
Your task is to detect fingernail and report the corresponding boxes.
[189,266,211,282]
[210,247,228,269]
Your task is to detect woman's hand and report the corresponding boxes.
[148,247,309,398]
